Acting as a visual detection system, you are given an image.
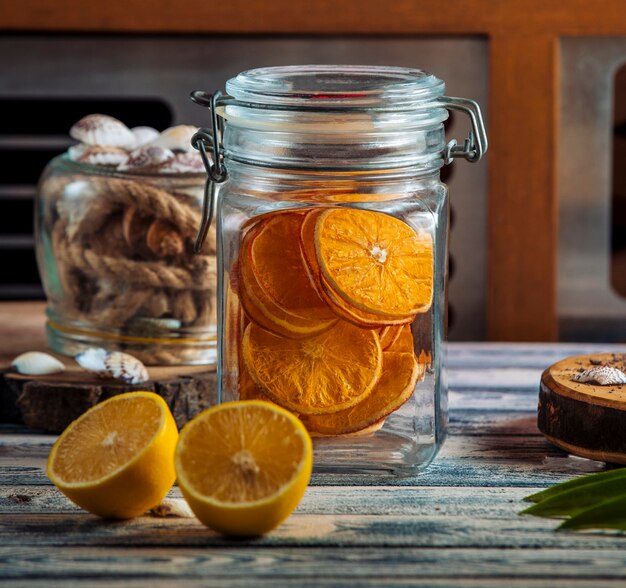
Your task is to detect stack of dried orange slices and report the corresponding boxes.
[234,207,434,436]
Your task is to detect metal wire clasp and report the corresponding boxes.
[191,91,227,252]
[439,96,488,165]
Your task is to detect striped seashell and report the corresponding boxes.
[103,352,149,384]
[158,151,204,174]
[75,348,149,384]
[119,145,175,171]
[11,351,65,375]
[572,366,626,386]
[146,125,198,152]
[69,114,135,148]
[69,144,129,167]
[129,126,160,150]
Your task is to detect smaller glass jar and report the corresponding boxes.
[35,156,217,365]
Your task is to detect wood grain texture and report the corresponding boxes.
[3,341,626,584]
[1,366,217,432]
[538,353,626,463]
[487,34,558,341]
[4,1,626,35]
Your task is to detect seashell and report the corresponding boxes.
[75,347,108,372]
[572,366,626,386]
[67,143,89,161]
[75,348,149,384]
[69,144,129,167]
[119,145,175,171]
[11,352,65,375]
[69,114,135,148]
[146,125,198,152]
[129,126,159,149]
[103,352,149,384]
[158,151,204,174]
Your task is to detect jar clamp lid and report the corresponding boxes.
[190,65,488,251]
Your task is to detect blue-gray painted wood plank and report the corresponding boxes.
[2,342,626,586]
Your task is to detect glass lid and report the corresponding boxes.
[225,65,445,110]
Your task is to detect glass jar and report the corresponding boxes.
[36,157,217,366]
[193,65,487,475]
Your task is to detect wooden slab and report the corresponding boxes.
[538,352,626,464]
[0,356,217,433]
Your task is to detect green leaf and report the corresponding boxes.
[558,494,626,532]
[524,468,626,503]
[521,477,626,518]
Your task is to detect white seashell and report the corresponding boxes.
[70,114,135,148]
[103,352,149,384]
[158,151,204,174]
[150,498,194,518]
[572,366,626,386]
[67,143,89,161]
[119,145,175,171]
[69,144,129,167]
[129,126,160,150]
[75,347,108,372]
[11,352,65,375]
[146,125,198,152]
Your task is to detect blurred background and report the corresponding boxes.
[1,1,626,343]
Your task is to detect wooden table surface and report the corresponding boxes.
[1,303,626,586]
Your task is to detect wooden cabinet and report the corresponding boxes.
[4,0,626,340]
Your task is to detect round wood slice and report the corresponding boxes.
[0,355,217,433]
[539,352,626,464]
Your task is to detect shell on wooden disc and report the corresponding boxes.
[119,145,175,171]
[68,144,129,167]
[572,366,626,386]
[69,114,135,148]
[11,352,65,375]
[103,352,149,384]
[146,125,198,152]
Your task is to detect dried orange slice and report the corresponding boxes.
[319,275,413,328]
[248,212,335,322]
[379,324,405,351]
[300,210,412,328]
[243,320,382,415]
[175,400,312,536]
[47,392,178,519]
[310,419,386,437]
[385,324,414,354]
[304,351,421,435]
[315,208,434,318]
[238,220,336,338]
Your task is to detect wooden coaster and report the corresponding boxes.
[0,357,217,433]
[539,352,626,464]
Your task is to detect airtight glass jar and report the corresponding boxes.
[36,157,217,366]
[193,65,487,475]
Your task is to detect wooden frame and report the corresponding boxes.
[5,0,626,340]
